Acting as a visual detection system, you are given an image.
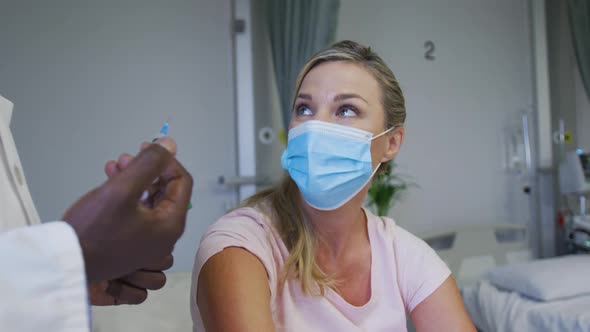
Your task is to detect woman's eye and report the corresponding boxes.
[295,105,313,116]
[337,106,359,117]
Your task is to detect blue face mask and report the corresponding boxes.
[281,120,394,210]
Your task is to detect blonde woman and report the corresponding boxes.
[191,40,475,331]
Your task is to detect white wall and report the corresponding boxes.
[336,0,534,233]
[0,0,238,271]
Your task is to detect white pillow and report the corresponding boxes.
[485,254,590,301]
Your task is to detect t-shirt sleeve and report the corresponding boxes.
[192,208,277,296]
[393,225,451,313]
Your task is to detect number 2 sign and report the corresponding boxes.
[424,40,435,61]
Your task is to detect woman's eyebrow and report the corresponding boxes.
[334,93,368,104]
[296,93,312,100]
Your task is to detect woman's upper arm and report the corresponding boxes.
[196,247,275,332]
[410,276,476,332]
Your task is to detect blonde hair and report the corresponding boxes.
[243,40,406,295]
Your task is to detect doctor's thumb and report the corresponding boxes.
[153,137,177,156]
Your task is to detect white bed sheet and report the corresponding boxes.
[463,280,590,332]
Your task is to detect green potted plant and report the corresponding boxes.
[367,162,413,216]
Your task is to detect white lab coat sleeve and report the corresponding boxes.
[0,221,90,332]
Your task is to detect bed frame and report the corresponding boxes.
[419,224,533,287]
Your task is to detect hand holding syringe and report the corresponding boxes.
[104,121,191,210]
[139,121,192,209]
[139,121,169,202]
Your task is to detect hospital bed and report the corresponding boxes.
[420,224,590,332]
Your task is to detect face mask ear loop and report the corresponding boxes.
[371,125,401,141]
[370,162,383,178]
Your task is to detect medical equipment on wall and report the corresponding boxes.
[504,112,534,181]
[559,149,590,252]
[503,110,542,257]
[559,150,590,194]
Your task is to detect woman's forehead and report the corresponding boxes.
[299,62,380,102]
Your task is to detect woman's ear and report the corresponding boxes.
[380,127,404,163]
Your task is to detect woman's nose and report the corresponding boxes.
[312,108,334,123]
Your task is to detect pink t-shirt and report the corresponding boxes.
[191,206,450,331]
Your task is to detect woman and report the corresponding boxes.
[191,40,475,331]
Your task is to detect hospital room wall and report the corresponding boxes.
[250,0,535,234]
[339,0,536,234]
[0,0,239,271]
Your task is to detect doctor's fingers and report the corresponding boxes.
[104,153,134,178]
[104,160,117,178]
[108,145,176,201]
[103,137,177,179]
[148,158,193,223]
[105,157,162,209]
[142,254,174,271]
[105,280,148,305]
[120,270,167,291]
[149,137,177,155]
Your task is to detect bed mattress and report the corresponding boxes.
[462,280,590,332]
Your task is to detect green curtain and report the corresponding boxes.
[568,0,590,99]
[268,0,340,132]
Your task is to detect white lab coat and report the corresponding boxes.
[0,95,90,331]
